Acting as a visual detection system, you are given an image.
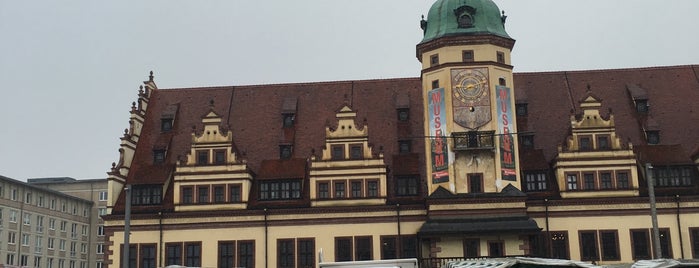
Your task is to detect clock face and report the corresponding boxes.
[453,68,489,103]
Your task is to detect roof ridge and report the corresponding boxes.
[514,64,699,76]
[159,77,421,91]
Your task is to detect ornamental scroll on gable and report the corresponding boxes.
[182,109,240,165]
[563,93,628,152]
[319,105,379,161]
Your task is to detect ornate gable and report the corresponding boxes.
[554,91,640,198]
[173,108,253,211]
[309,104,388,207]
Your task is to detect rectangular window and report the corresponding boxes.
[579,136,592,151]
[579,231,598,261]
[381,236,397,260]
[335,237,353,262]
[464,239,480,257]
[99,191,108,201]
[631,229,651,260]
[468,173,483,193]
[97,244,104,254]
[488,241,504,257]
[197,150,209,165]
[430,54,439,66]
[331,145,344,160]
[583,173,595,190]
[351,181,362,198]
[350,145,363,160]
[397,108,409,122]
[229,185,241,203]
[566,173,578,190]
[656,229,672,259]
[161,118,173,132]
[214,150,226,164]
[617,171,630,189]
[238,241,255,268]
[131,185,162,206]
[599,230,620,261]
[431,80,439,89]
[166,243,182,266]
[298,239,315,268]
[600,172,613,189]
[120,245,137,268]
[218,241,235,268]
[98,225,104,236]
[280,145,293,159]
[334,181,346,198]
[197,186,209,204]
[691,228,699,258]
[153,150,165,164]
[318,182,329,199]
[140,244,157,268]
[277,239,295,268]
[396,176,418,196]
[367,180,379,198]
[496,51,505,64]
[214,185,225,203]
[355,236,373,261]
[524,172,547,191]
[597,136,610,150]
[282,113,295,128]
[646,130,660,145]
[185,242,202,267]
[550,231,569,259]
[259,181,302,200]
[516,104,528,117]
[462,50,474,62]
[398,140,411,153]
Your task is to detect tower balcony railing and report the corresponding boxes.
[452,131,495,151]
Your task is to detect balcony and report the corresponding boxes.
[452,131,495,151]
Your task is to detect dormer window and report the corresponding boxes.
[597,136,610,150]
[516,103,528,116]
[579,136,592,151]
[636,99,649,113]
[214,150,226,164]
[331,145,344,160]
[397,108,409,122]
[280,145,292,159]
[399,140,411,154]
[350,145,363,160]
[520,134,534,149]
[646,130,660,145]
[161,118,173,132]
[197,150,209,165]
[282,114,295,128]
[153,150,165,164]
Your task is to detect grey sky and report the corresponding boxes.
[1,1,698,181]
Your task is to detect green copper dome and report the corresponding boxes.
[420,0,511,44]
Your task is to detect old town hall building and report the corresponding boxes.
[102,0,699,267]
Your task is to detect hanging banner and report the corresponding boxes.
[429,88,449,183]
[496,85,517,181]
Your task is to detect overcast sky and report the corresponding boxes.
[2,1,698,181]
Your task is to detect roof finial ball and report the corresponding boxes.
[149,70,154,82]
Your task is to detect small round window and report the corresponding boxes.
[457,13,473,28]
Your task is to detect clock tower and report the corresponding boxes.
[417,0,520,195]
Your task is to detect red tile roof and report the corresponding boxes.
[116,65,699,206]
